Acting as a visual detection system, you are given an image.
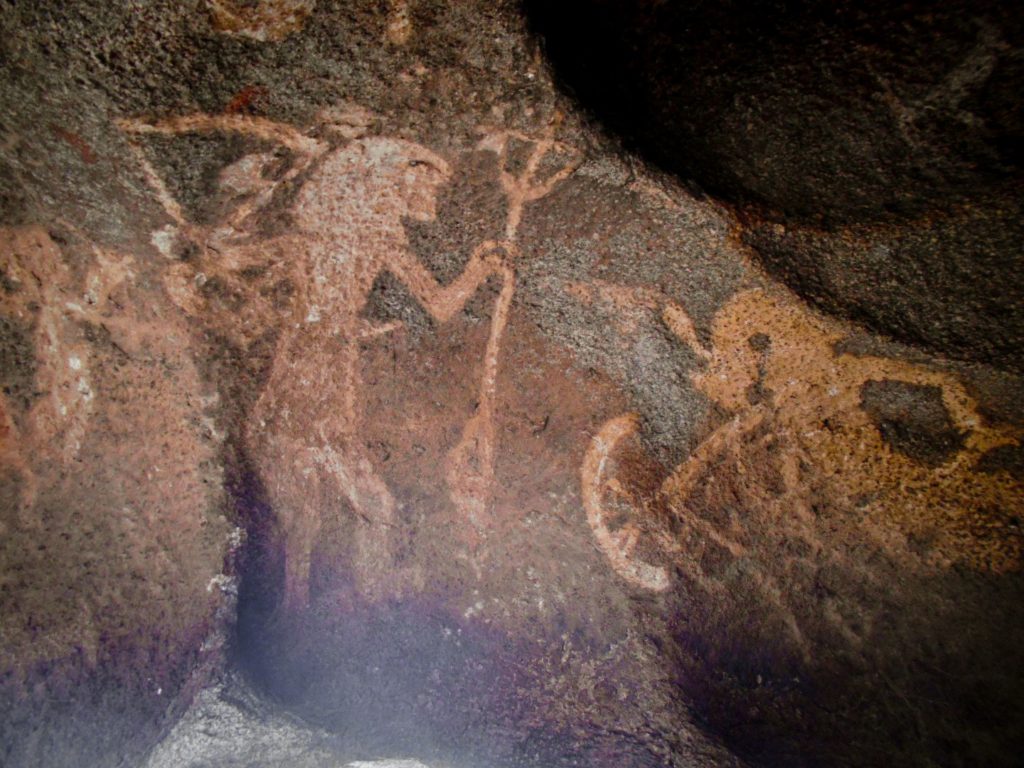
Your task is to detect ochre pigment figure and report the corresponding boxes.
[0,226,138,525]
[118,111,578,607]
[584,286,1024,620]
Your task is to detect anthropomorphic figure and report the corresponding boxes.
[0,226,134,528]
[249,136,514,606]
[119,113,521,608]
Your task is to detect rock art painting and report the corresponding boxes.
[6,4,1024,766]
[447,124,579,531]
[0,226,135,525]
[118,109,578,608]
[583,284,1023,615]
[0,219,226,740]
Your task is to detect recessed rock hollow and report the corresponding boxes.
[1,2,1021,767]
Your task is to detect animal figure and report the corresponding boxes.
[584,286,1023,648]
[0,226,135,528]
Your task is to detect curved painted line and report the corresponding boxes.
[582,413,670,591]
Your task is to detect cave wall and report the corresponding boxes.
[528,0,1024,372]
[0,2,1022,767]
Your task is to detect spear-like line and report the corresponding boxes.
[117,113,579,538]
[115,114,328,242]
[445,128,580,531]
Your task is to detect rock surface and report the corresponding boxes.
[0,2,1021,767]
[528,0,1024,371]
[0,224,231,767]
[144,673,341,768]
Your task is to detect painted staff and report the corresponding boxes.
[115,110,578,601]
[446,124,580,531]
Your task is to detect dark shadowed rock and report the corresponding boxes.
[527,0,1024,371]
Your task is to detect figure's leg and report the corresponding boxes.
[311,333,413,597]
[661,409,765,500]
[282,506,318,612]
[315,442,427,598]
[0,396,37,531]
[260,436,323,612]
[317,445,394,547]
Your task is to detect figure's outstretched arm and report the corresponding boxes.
[384,240,515,324]
[846,354,1021,460]
[116,113,327,157]
[116,113,331,237]
[383,239,516,528]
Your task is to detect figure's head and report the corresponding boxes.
[691,288,842,411]
[293,136,452,232]
[361,137,452,222]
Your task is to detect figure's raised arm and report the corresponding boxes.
[382,239,517,527]
[385,240,515,325]
[116,112,333,236]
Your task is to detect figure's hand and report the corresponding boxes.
[471,239,518,271]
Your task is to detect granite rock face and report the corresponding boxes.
[0,225,231,766]
[528,0,1024,371]
[0,2,1022,767]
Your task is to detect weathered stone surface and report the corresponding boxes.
[527,0,1024,371]
[0,2,1021,767]
[0,226,231,766]
[144,673,341,768]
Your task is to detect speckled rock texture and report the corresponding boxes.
[528,0,1024,372]
[0,222,232,766]
[0,2,1021,768]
